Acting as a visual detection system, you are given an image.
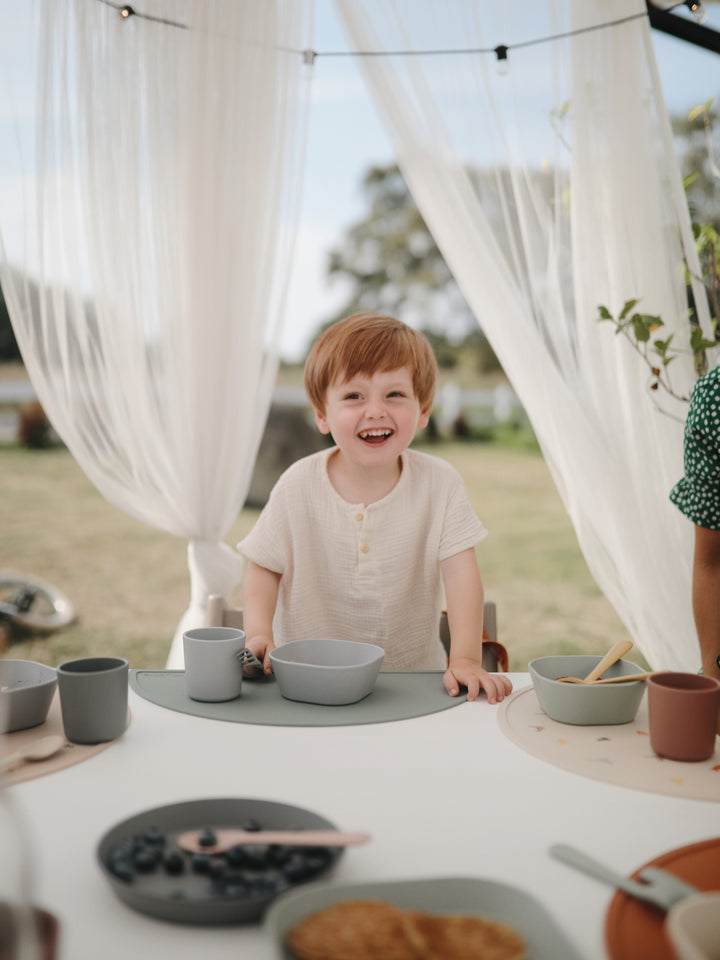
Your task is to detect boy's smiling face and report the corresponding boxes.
[313,367,429,469]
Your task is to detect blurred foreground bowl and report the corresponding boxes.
[270,639,385,706]
[528,654,645,725]
[0,660,57,733]
[667,892,720,960]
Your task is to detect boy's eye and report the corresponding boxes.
[387,391,406,398]
[343,392,361,400]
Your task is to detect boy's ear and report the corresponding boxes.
[417,408,430,429]
[313,407,331,435]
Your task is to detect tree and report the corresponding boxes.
[322,164,478,343]
[672,100,720,228]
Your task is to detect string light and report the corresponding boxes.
[684,0,707,24]
[494,44,509,76]
[119,5,134,18]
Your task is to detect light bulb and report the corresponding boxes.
[685,0,707,23]
[494,45,509,77]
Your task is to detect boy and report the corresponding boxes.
[237,312,512,704]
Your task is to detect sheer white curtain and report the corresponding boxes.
[0,0,312,667]
[334,0,717,669]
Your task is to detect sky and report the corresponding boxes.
[280,0,720,361]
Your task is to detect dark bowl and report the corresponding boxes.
[97,797,346,924]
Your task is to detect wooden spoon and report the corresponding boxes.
[556,639,634,684]
[177,828,370,855]
[557,670,669,685]
[2,734,67,771]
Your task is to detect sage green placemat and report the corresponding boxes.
[130,670,466,726]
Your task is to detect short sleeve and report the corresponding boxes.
[670,368,720,530]
[437,463,488,561]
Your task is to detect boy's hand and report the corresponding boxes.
[244,634,275,676]
[443,658,513,703]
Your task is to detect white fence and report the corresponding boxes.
[0,378,524,441]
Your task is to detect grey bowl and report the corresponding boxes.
[0,659,57,733]
[269,639,385,706]
[528,654,646,725]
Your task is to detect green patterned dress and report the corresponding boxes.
[670,365,720,530]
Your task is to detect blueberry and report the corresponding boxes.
[107,859,134,883]
[244,845,271,868]
[304,849,332,874]
[133,846,161,872]
[225,844,248,867]
[110,839,135,860]
[191,853,212,874]
[282,853,311,883]
[207,857,227,879]
[144,826,166,847]
[198,827,217,848]
[267,844,292,865]
[162,850,185,875]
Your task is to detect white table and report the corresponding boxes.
[10,674,720,959]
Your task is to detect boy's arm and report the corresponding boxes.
[242,560,281,675]
[441,548,512,704]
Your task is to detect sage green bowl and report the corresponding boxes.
[0,659,58,733]
[528,654,646,725]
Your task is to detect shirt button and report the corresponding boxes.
[360,544,370,554]
[355,513,363,521]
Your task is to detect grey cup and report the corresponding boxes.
[57,657,129,744]
[183,627,246,702]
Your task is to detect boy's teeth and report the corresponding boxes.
[360,429,389,438]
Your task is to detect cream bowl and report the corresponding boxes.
[528,654,646,725]
[667,892,720,960]
[0,659,58,733]
[269,639,385,706]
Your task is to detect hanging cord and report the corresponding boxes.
[93,1,649,66]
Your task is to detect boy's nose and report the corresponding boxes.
[365,396,387,418]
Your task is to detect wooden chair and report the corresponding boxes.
[206,595,507,672]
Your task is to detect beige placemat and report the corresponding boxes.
[2,691,131,786]
[498,685,720,802]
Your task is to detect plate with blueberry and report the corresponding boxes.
[96,797,346,924]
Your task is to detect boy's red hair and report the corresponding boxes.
[304,312,438,414]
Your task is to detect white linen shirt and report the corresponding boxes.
[236,447,488,669]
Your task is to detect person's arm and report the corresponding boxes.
[441,548,512,704]
[692,524,720,696]
[241,560,281,675]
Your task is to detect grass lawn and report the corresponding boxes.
[0,438,643,672]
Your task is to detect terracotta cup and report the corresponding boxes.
[647,672,720,762]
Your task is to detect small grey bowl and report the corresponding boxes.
[0,659,58,733]
[528,654,646,725]
[269,639,385,706]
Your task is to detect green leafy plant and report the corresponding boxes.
[597,299,716,405]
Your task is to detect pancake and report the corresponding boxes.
[285,899,527,960]
[286,899,420,960]
[404,910,527,960]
